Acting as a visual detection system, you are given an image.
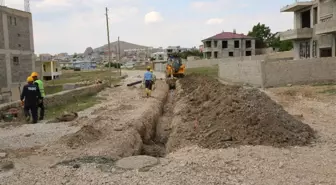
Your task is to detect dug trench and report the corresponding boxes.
[141,73,316,158]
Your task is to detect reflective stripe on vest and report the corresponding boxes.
[35,79,45,97]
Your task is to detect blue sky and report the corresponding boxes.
[7,0,296,54]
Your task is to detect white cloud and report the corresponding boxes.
[144,11,163,24]
[206,18,223,25]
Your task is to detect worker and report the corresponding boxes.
[31,72,45,120]
[20,76,41,124]
[143,66,153,97]
[150,69,156,91]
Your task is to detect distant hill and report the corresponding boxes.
[94,41,149,54]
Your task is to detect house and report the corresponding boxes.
[73,60,97,71]
[0,6,36,102]
[280,0,336,59]
[41,60,62,80]
[202,30,256,59]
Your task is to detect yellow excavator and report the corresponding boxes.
[165,56,185,78]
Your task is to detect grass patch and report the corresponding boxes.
[319,88,336,95]
[46,70,119,86]
[44,85,63,95]
[45,93,104,120]
[186,66,218,77]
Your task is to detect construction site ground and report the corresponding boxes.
[0,70,336,185]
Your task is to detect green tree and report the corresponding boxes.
[73,53,78,58]
[248,23,272,48]
[269,34,293,51]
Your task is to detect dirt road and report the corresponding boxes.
[1,71,335,185]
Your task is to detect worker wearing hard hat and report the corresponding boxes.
[143,66,153,97]
[20,76,42,124]
[150,69,156,91]
[31,72,45,120]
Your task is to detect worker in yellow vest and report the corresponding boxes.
[31,72,45,120]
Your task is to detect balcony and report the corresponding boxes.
[315,20,336,35]
[280,28,313,41]
[280,1,315,12]
[202,47,214,52]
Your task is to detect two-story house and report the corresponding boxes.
[280,0,336,59]
[202,30,256,59]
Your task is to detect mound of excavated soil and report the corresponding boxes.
[168,74,315,150]
[60,125,102,148]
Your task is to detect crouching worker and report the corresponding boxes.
[150,69,156,91]
[20,76,42,124]
[143,66,153,97]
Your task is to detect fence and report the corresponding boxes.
[218,57,336,87]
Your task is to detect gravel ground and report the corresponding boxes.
[1,72,336,185]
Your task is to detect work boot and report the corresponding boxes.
[39,117,44,121]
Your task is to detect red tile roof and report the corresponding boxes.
[203,32,253,41]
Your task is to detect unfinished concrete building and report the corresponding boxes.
[202,31,256,59]
[280,0,336,59]
[0,6,36,103]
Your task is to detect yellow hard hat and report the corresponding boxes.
[31,72,39,77]
[150,69,153,72]
[27,76,34,82]
[147,66,151,70]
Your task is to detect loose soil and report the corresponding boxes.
[167,74,315,151]
[59,125,102,149]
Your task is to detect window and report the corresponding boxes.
[9,16,12,25]
[246,40,251,48]
[214,41,218,48]
[320,48,332,57]
[234,40,239,48]
[245,51,252,56]
[18,44,21,47]
[13,57,19,65]
[14,17,17,26]
[299,41,310,58]
[43,65,46,72]
[17,33,21,37]
[214,52,218,58]
[229,52,234,57]
[222,41,228,48]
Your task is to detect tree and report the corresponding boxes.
[73,53,78,58]
[248,23,272,48]
[268,33,293,51]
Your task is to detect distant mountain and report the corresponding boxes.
[94,41,150,54]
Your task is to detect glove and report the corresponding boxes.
[21,100,24,106]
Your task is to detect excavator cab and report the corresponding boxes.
[165,56,185,78]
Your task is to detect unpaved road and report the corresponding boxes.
[1,71,336,185]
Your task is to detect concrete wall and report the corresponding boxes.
[0,83,106,112]
[219,60,263,87]
[218,57,336,88]
[263,57,336,87]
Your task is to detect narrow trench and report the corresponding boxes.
[141,89,175,157]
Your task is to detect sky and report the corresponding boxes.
[6,0,296,54]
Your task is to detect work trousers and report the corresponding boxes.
[24,105,38,123]
[38,98,45,120]
[145,80,152,90]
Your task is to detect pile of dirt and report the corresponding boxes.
[60,125,102,148]
[168,74,315,150]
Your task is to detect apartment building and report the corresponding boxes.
[0,6,36,102]
[280,0,336,59]
[202,31,256,59]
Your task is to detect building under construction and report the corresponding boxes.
[0,5,37,103]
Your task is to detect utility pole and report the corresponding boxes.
[118,36,121,76]
[105,7,112,86]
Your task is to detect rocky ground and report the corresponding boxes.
[0,71,335,185]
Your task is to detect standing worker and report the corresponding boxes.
[31,72,45,120]
[21,76,42,124]
[150,69,156,91]
[143,66,153,97]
